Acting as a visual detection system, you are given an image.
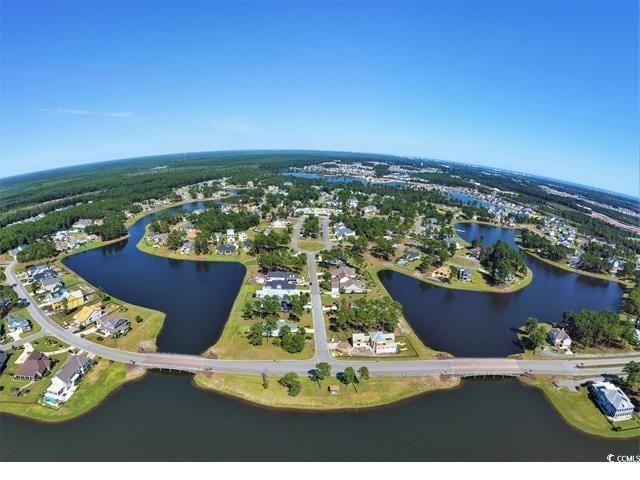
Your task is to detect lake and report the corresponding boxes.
[379,223,623,357]
[1,372,637,461]
[62,202,246,354]
[2,217,634,461]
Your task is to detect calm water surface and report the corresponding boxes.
[1,373,637,461]
[62,202,245,354]
[2,216,634,460]
[380,223,623,357]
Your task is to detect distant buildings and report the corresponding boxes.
[589,382,635,421]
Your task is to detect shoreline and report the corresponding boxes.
[192,371,462,412]
[518,375,640,440]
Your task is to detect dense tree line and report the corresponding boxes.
[257,251,306,272]
[564,310,637,349]
[520,230,571,262]
[331,297,402,333]
[479,240,527,284]
[16,240,58,262]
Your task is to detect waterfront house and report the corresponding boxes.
[14,350,51,381]
[44,354,92,406]
[589,382,635,421]
[459,268,472,282]
[97,315,131,337]
[26,263,49,279]
[180,240,195,255]
[328,385,340,395]
[7,314,31,333]
[216,244,237,255]
[72,303,105,328]
[548,328,572,349]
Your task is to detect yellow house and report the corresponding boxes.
[72,303,104,328]
[66,290,85,310]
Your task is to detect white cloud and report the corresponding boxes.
[42,108,135,118]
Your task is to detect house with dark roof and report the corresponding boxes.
[14,350,51,381]
[217,244,237,255]
[0,350,8,372]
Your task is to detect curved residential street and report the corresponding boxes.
[3,259,639,378]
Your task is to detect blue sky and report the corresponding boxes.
[1,1,638,195]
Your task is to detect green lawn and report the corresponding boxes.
[2,307,41,339]
[194,372,460,410]
[521,376,640,439]
[205,262,315,360]
[0,359,141,422]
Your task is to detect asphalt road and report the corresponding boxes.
[4,247,639,379]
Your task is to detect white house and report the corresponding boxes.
[589,382,635,421]
[43,354,92,407]
[351,332,398,354]
[548,328,572,349]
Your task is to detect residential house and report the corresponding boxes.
[43,354,92,406]
[7,314,31,333]
[26,263,49,279]
[334,222,356,241]
[40,276,63,293]
[217,244,237,255]
[403,251,421,262]
[66,290,85,310]
[226,228,235,241]
[255,280,302,299]
[369,331,398,354]
[266,271,299,283]
[432,264,452,280]
[72,219,93,230]
[262,319,300,337]
[72,304,105,328]
[97,315,131,337]
[148,232,168,246]
[589,382,635,421]
[362,205,378,216]
[548,328,572,349]
[458,268,472,282]
[14,350,51,381]
[238,231,248,242]
[271,219,289,229]
[180,240,195,255]
[351,332,398,354]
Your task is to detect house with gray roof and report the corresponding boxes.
[548,328,572,349]
[43,354,92,406]
[40,276,63,292]
[589,382,635,421]
[6,314,31,333]
[97,315,131,337]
